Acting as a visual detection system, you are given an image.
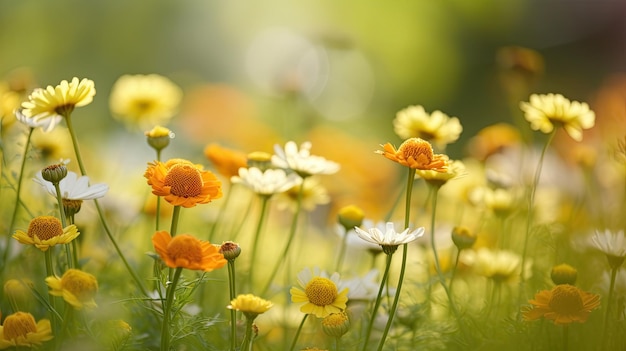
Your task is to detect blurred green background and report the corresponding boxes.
[1,0,624,159]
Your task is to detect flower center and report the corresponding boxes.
[164,164,203,198]
[2,312,37,340]
[27,216,63,240]
[305,277,338,306]
[167,235,203,264]
[322,312,349,327]
[398,138,434,165]
[548,285,584,314]
[61,269,98,302]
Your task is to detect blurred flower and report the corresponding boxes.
[523,284,600,324]
[35,170,109,201]
[393,105,462,149]
[13,216,79,252]
[290,267,349,318]
[377,138,448,171]
[30,126,73,160]
[338,269,380,302]
[451,226,476,251]
[337,205,365,230]
[354,222,424,247]
[0,82,21,127]
[152,231,227,271]
[109,74,182,129]
[46,268,98,310]
[551,263,578,286]
[590,229,626,270]
[520,93,595,141]
[274,176,330,212]
[231,167,301,196]
[272,141,340,177]
[468,186,519,218]
[415,159,465,188]
[14,108,61,132]
[21,77,95,125]
[321,312,350,337]
[144,158,222,208]
[466,123,522,162]
[204,143,248,179]
[470,248,529,284]
[145,125,174,152]
[0,311,52,348]
[228,294,273,318]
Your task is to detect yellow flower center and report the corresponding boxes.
[2,312,37,340]
[398,138,434,165]
[27,216,63,240]
[61,269,98,302]
[322,312,349,327]
[167,235,203,264]
[164,164,203,198]
[305,277,338,306]
[548,285,583,314]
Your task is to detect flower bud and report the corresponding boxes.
[337,205,364,230]
[321,312,350,338]
[145,125,174,151]
[550,263,578,285]
[451,226,476,251]
[220,241,241,261]
[41,163,67,183]
[247,151,272,171]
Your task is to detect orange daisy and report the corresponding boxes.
[152,231,227,271]
[523,284,600,325]
[203,143,248,179]
[376,138,448,171]
[144,158,222,208]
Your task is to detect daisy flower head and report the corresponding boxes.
[231,166,301,196]
[0,311,53,348]
[590,229,626,269]
[354,222,424,252]
[470,248,530,284]
[204,143,248,179]
[13,216,79,252]
[35,170,108,201]
[415,159,465,188]
[523,284,600,325]
[290,267,349,318]
[109,74,183,129]
[274,176,330,212]
[152,231,227,271]
[228,294,273,319]
[393,105,463,149]
[519,93,595,141]
[271,141,340,178]
[377,138,448,171]
[46,268,98,310]
[144,158,222,208]
[21,77,95,126]
[15,108,62,132]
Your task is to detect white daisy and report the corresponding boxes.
[34,171,109,200]
[230,167,301,196]
[15,108,62,132]
[590,229,626,258]
[271,141,340,177]
[354,222,424,247]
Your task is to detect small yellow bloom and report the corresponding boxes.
[0,311,53,349]
[290,270,349,318]
[13,216,79,252]
[520,93,595,141]
[228,294,273,318]
[145,125,174,151]
[377,138,448,171]
[393,105,462,149]
[415,159,465,188]
[152,231,227,271]
[46,269,98,310]
[337,205,365,229]
[551,263,578,286]
[321,312,350,337]
[523,284,600,325]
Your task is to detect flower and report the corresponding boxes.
[271,141,340,177]
[451,226,476,250]
[152,231,227,271]
[274,176,330,212]
[227,294,273,318]
[231,167,301,196]
[466,123,521,161]
[523,284,600,324]
[354,222,424,248]
[109,74,182,129]
[290,267,349,318]
[145,125,174,151]
[321,312,350,337]
[15,108,62,132]
[0,312,52,349]
[377,138,448,171]
[590,229,626,258]
[34,170,109,200]
[338,269,381,302]
[393,105,462,149]
[219,241,242,261]
[204,143,248,179]
[415,159,465,187]
[46,269,98,309]
[13,216,79,252]
[144,159,222,208]
[337,205,365,230]
[551,263,578,286]
[21,77,95,127]
[470,248,530,284]
[519,93,595,141]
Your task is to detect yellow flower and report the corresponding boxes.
[109,74,182,129]
[519,93,595,141]
[46,269,98,310]
[415,159,465,187]
[275,176,330,212]
[523,284,600,325]
[145,125,174,151]
[144,158,222,208]
[152,231,227,271]
[550,263,578,286]
[321,312,350,337]
[228,294,273,318]
[13,216,79,252]
[21,77,95,126]
[0,312,52,349]
[393,105,463,149]
[337,204,365,229]
[290,267,349,318]
[377,138,448,171]
[204,143,248,179]
[466,123,521,161]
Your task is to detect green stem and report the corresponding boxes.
[170,206,181,237]
[600,266,617,350]
[448,249,462,295]
[228,260,237,351]
[288,314,308,351]
[249,195,270,290]
[361,252,393,351]
[52,182,75,270]
[335,225,350,273]
[260,179,305,296]
[563,324,569,351]
[161,267,183,351]
[240,316,255,351]
[155,150,162,231]
[44,250,59,341]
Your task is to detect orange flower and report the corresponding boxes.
[144,158,222,208]
[203,143,248,179]
[152,231,227,271]
[376,138,448,171]
[523,284,600,325]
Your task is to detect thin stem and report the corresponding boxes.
[249,195,270,290]
[563,324,569,351]
[44,250,59,341]
[288,314,308,351]
[161,267,183,351]
[360,252,393,351]
[335,225,350,273]
[240,316,255,351]
[52,182,75,270]
[448,249,462,295]
[170,206,181,237]
[155,150,162,231]
[228,260,237,351]
[600,266,618,350]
